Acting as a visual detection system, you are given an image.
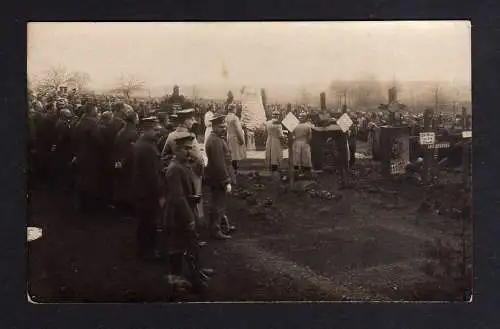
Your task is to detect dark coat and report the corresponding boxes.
[109,117,126,140]
[53,119,74,168]
[73,116,101,194]
[97,121,117,198]
[205,132,233,188]
[112,124,139,202]
[162,159,197,253]
[34,112,58,162]
[131,134,164,202]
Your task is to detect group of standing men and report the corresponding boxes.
[28,95,245,293]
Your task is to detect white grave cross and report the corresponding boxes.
[281,112,300,132]
[337,113,353,133]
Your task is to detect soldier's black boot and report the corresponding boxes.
[212,231,231,240]
[221,215,237,234]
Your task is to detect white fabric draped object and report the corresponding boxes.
[240,87,267,132]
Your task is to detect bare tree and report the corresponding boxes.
[71,72,91,93]
[32,66,91,98]
[112,74,145,100]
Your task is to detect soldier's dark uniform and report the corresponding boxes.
[131,117,165,259]
[162,132,207,291]
[205,115,235,240]
[34,108,59,184]
[155,112,171,153]
[96,111,116,206]
[109,103,127,138]
[73,106,101,213]
[52,109,74,189]
[112,106,139,213]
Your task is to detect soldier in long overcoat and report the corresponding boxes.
[34,102,59,185]
[163,132,208,292]
[96,111,116,206]
[292,111,312,172]
[225,103,246,173]
[112,105,139,213]
[264,109,284,173]
[162,109,206,229]
[131,117,165,260]
[205,115,236,240]
[52,108,75,189]
[73,104,101,213]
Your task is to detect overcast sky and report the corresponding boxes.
[27,21,471,90]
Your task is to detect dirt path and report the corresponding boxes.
[27,165,469,302]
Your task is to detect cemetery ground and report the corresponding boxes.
[27,144,472,303]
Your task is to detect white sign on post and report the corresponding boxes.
[419,132,436,145]
[337,113,353,133]
[281,112,300,132]
[462,131,472,138]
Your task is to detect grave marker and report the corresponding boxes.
[281,112,299,189]
[419,132,436,145]
[282,112,299,133]
[462,131,472,138]
[337,113,353,133]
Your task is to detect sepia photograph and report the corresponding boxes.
[26,21,472,303]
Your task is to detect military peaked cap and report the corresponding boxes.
[140,116,161,129]
[176,108,195,117]
[174,131,196,144]
[210,114,226,126]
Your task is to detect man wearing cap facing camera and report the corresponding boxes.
[131,117,165,260]
[162,132,210,292]
[162,108,206,234]
[205,114,237,240]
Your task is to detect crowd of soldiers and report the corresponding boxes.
[28,91,245,293]
[28,84,471,293]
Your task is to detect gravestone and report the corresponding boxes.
[310,125,347,170]
[379,126,410,177]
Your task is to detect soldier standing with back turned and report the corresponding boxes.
[131,117,165,260]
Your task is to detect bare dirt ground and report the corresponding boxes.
[27,152,472,303]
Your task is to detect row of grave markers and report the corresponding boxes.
[280,109,471,189]
[419,109,471,188]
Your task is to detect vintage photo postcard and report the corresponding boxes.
[26,21,471,303]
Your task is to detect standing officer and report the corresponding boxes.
[51,108,74,190]
[112,104,139,214]
[96,111,116,207]
[155,111,171,153]
[265,109,285,177]
[205,115,236,240]
[162,109,206,235]
[131,117,165,260]
[292,111,313,173]
[73,104,101,213]
[163,132,209,292]
[225,103,246,175]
